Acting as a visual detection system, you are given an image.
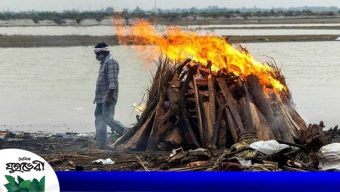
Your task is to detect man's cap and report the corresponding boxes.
[94,42,110,53]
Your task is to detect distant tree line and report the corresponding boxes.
[127,6,339,18]
[0,8,114,24]
[0,6,339,24]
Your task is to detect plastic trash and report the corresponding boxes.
[249,140,289,155]
[169,147,184,158]
[233,158,252,166]
[317,143,340,170]
[0,131,8,140]
[92,158,115,165]
[0,131,16,141]
[336,37,340,41]
[132,103,146,112]
[188,148,211,158]
[230,138,258,159]
[76,133,90,137]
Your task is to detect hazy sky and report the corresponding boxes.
[1,0,340,12]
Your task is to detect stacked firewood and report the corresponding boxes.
[114,58,309,151]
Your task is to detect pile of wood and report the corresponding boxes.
[114,58,308,151]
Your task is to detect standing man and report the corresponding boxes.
[94,42,124,149]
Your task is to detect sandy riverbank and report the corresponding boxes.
[1,34,339,47]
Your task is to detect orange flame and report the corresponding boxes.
[115,19,286,92]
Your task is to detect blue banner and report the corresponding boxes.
[56,171,340,192]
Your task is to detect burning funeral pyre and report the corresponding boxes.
[113,20,337,152]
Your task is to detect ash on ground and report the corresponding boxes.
[1,128,340,171]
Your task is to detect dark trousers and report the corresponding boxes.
[95,102,124,149]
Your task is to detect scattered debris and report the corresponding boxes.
[92,158,115,165]
[169,147,184,158]
[1,128,340,171]
[0,131,8,140]
[232,158,252,166]
[136,155,150,171]
[246,163,280,171]
[317,143,340,170]
[229,139,257,159]
[250,140,289,155]
[299,122,336,152]
[0,131,16,141]
[132,103,146,113]
[186,161,209,168]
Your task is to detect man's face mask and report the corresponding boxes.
[96,53,106,61]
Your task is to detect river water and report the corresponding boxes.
[0,41,339,133]
[1,25,340,36]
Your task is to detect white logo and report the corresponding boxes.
[0,149,60,192]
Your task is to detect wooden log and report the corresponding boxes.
[216,78,245,142]
[239,97,252,131]
[299,123,328,152]
[126,109,156,150]
[193,77,204,144]
[200,76,215,147]
[212,94,225,148]
[176,58,191,75]
[164,127,183,145]
[240,78,274,140]
[279,101,308,133]
[167,84,181,115]
[277,101,302,139]
[225,108,240,142]
[198,65,211,74]
[198,90,210,97]
[269,92,294,143]
[112,99,158,148]
[249,102,274,140]
[146,60,181,150]
[246,74,284,141]
[147,93,166,150]
[147,58,170,102]
[195,78,208,86]
[179,65,200,148]
[291,109,308,131]
[207,75,216,148]
[239,84,257,137]
[270,91,302,142]
[199,94,209,145]
[246,75,272,115]
[202,101,211,147]
[272,109,294,142]
[216,78,244,131]
[217,119,227,148]
[147,59,194,150]
[136,100,158,128]
[327,125,338,143]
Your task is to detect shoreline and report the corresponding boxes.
[0,35,339,47]
[1,130,340,171]
[1,16,340,27]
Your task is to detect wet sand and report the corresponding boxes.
[0,131,214,171]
